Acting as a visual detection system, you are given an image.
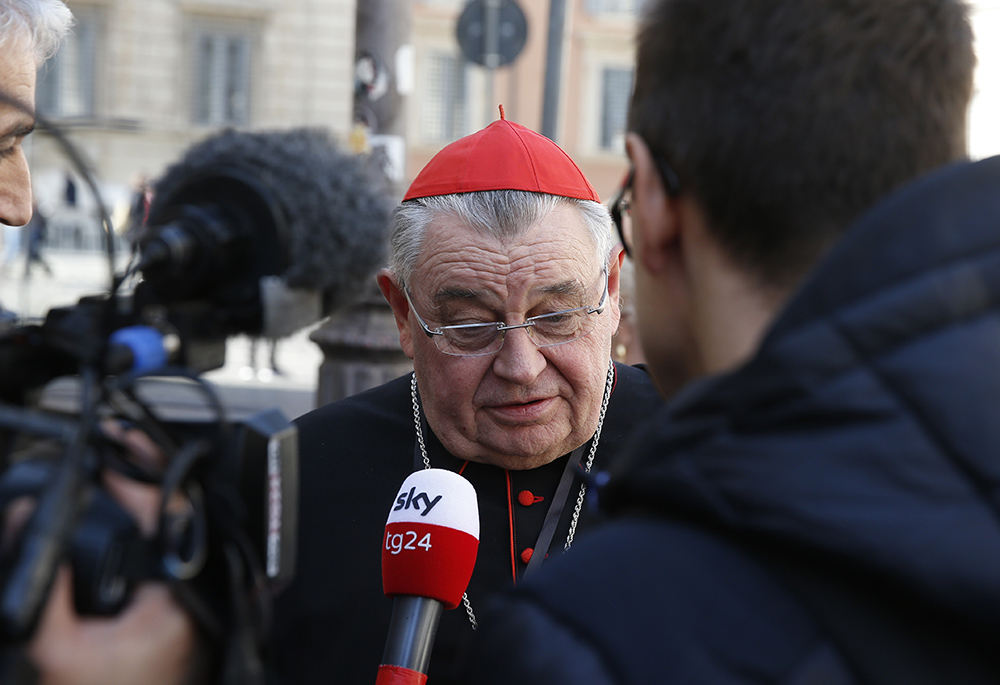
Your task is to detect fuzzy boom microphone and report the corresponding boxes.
[378,469,479,685]
[134,128,392,367]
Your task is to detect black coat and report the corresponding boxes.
[465,156,1000,683]
[269,363,661,684]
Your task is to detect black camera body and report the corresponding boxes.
[0,162,303,675]
[0,306,299,647]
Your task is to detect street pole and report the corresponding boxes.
[310,0,415,406]
[353,0,412,193]
[484,0,500,126]
[541,0,566,141]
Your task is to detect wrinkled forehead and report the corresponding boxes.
[412,205,602,298]
[0,37,38,111]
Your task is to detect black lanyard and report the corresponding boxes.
[524,442,586,577]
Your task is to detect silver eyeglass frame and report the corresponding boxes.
[404,266,610,357]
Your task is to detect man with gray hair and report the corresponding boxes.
[466,0,1000,683]
[0,0,71,230]
[1,2,204,683]
[270,112,661,683]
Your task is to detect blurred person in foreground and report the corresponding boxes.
[269,110,662,683]
[465,1,1000,683]
[0,2,202,683]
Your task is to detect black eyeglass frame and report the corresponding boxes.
[611,150,682,257]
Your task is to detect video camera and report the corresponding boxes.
[0,119,391,683]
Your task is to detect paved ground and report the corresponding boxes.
[1,249,324,420]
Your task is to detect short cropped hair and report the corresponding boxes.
[390,191,615,289]
[630,0,975,290]
[0,0,73,65]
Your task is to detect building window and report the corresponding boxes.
[584,0,642,15]
[422,52,467,144]
[36,6,100,118]
[600,67,633,151]
[191,25,253,126]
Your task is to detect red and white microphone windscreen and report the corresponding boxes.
[382,468,480,610]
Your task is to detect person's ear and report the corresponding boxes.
[377,269,415,359]
[625,133,682,274]
[606,244,626,321]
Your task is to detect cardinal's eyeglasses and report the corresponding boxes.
[405,267,609,357]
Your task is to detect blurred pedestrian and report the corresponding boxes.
[127,173,152,242]
[23,202,52,278]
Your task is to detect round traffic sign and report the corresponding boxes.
[457,0,528,68]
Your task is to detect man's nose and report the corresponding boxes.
[491,326,546,384]
[0,151,32,227]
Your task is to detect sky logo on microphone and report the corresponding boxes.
[383,469,480,609]
[393,487,442,516]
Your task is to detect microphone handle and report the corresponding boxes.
[380,595,444,675]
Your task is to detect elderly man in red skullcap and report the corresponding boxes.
[269,112,661,684]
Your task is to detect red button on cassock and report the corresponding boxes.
[517,490,544,506]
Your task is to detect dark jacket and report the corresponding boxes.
[269,363,661,684]
[464,156,1000,684]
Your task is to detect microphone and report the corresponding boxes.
[134,127,393,359]
[378,469,479,685]
[2,128,392,395]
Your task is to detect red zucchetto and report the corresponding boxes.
[403,105,600,203]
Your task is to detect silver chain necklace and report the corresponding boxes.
[409,359,615,630]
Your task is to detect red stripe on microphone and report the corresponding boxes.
[375,664,428,685]
[382,522,479,609]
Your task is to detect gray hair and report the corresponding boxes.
[390,190,616,289]
[0,0,73,66]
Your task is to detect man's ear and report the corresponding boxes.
[625,132,682,275]
[606,244,626,321]
[377,269,415,359]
